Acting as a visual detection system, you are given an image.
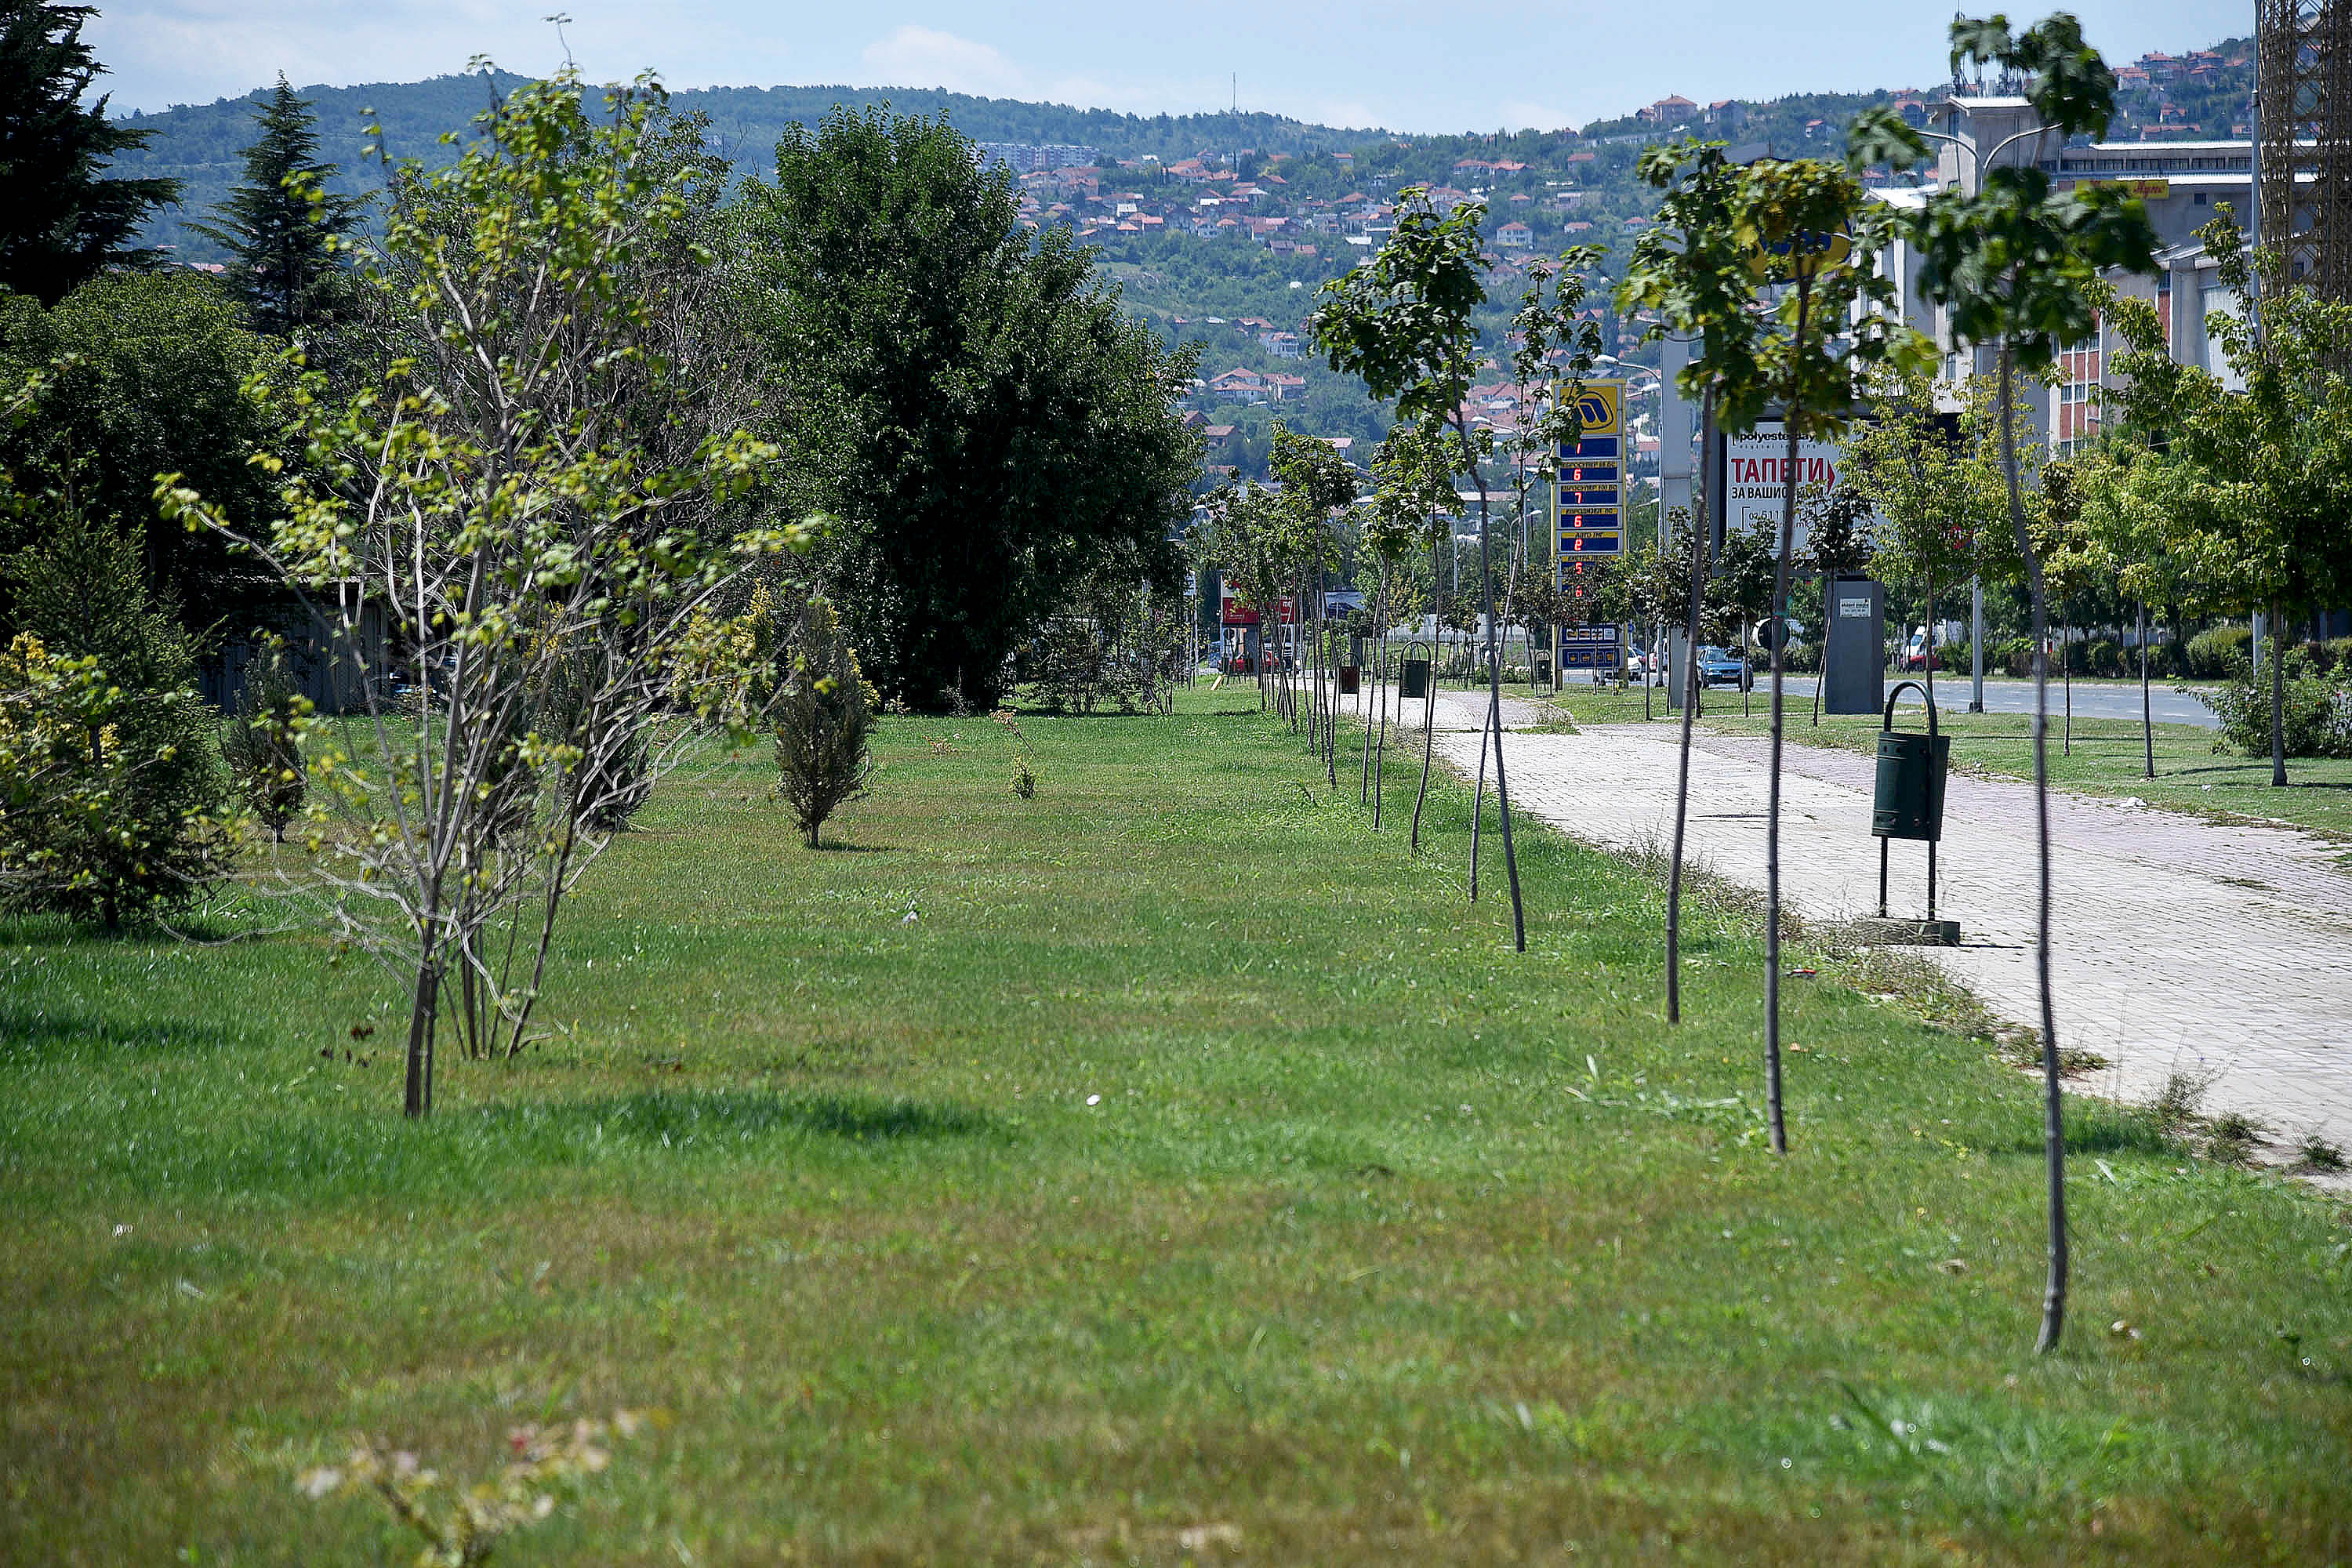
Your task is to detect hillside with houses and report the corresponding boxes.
[114,38,2249,482]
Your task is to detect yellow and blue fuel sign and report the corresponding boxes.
[1552,379,1625,672]
[1554,379,1624,566]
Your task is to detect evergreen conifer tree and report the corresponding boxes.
[0,1,180,304]
[190,74,359,334]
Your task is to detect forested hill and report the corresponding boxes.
[112,74,1381,259]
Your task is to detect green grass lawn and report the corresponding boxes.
[4,693,2349,1564]
[1546,680,2352,848]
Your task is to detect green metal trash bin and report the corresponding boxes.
[1399,659,1431,699]
[1871,679,1950,926]
[1872,729,1950,841]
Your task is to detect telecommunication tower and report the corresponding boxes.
[2257,0,2352,302]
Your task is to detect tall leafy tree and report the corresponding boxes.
[1873,10,2160,1356]
[2112,212,2352,783]
[0,270,278,633]
[0,0,180,304]
[188,74,361,336]
[735,106,1200,712]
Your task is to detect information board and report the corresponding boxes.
[1557,623,1622,671]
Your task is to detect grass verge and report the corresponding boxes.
[3,690,2348,1564]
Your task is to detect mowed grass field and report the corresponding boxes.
[3,691,2349,1565]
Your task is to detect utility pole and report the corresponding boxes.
[1970,577,1986,711]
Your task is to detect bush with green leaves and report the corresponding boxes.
[774,599,877,847]
[2183,624,2251,680]
[0,506,232,927]
[2202,649,2352,760]
[220,637,308,841]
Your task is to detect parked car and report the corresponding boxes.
[1698,645,1752,690]
[1898,632,1942,672]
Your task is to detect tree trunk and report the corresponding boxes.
[402,955,442,1119]
[1361,574,1382,807]
[2002,339,2067,1359]
[1412,541,1441,852]
[1763,365,1801,1158]
[1667,391,1716,1025]
[2063,607,2073,757]
[2140,601,2154,779]
[1462,416,1526,951]
[2270,601,2287,786]
[1925,577,1937,713]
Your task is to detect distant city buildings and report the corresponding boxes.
[976,143,1102,173]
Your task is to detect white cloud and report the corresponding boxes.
[860,25,1029,98]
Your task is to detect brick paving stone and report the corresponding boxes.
[1347,685,2352,1160]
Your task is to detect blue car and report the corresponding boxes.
[1698,645,1752,691]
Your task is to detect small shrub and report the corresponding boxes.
[2201,649,2352,760]
[2183,624,2252,680]
[1995,635,2037,677]
[220,637,310,841]
[773,599,877,848]
[0,509,233,927]
[2205,1109,2267,1166]
[2147,1069,2211,1137]
[2295,1134,2347,1172]
[299,1408,656,1566]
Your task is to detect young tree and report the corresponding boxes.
[1714,514,1777,713]
[1270,423,1360,784]
[221,637,308,843]
[1880,12,2161,1354]
[1362,423,1454,834]
[1311,187,1534,949]
[0,498,231,928]
[735,106,1199,711]
[189,74,363,336]
[1730,151,1923,1155]
[774,598,877,847]
[1618,139,1760,1025]
[1800,482,1877,724]
[162,71,793,1117]
[0,0,180,304]
[1845,368,2018,713]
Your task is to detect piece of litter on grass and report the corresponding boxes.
[1085,1094,1101,1106]
[112,1223,132,1238]
[2096,1159,2118,1184]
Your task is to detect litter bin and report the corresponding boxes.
[1338,666,1360,695]
[1871,679,1951,930]
[1399,657,1431,699]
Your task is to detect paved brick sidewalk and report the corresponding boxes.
[1350,685,2352,1159]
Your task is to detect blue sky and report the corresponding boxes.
[96,1,2249,130]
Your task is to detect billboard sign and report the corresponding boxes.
[1554,378,1625,571]
[1219,580,1295,626]
[1722,418,1864,557]
[1556,622,1622,671]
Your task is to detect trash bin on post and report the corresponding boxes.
[1399,653,1431,700]
[1868,679,1957,944]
